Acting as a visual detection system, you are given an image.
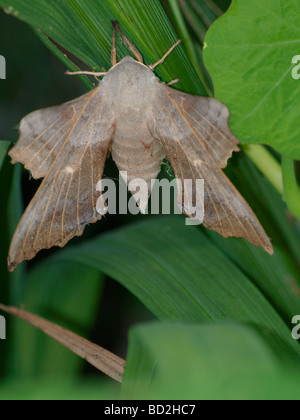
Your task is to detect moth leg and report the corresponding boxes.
[112,20,143,63]
[149,39,182,70]
[168,78,180,86]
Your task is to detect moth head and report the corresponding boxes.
[106,55,155,85]
[119,56,136,64]
[117,55,149,71]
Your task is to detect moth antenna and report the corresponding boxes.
[149,39,182,71]
[65,70,107,77]
[111,20,143,64]
[168,78,180,86]
[111,20,117,66]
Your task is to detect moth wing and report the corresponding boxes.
[164,87,240,168]
[8,86,115,271]
[150,85,273,254]
[9,89,101,179]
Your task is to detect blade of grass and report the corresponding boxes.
[243,144,284,196]
[180,0,208,43]
[0,304,125,382]
[191,0,220,26]
[31,28,94,91]
[282,157,300,221]
[167,0,211,94]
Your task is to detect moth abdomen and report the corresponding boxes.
[111,129,165,193]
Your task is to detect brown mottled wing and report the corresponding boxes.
[10,89,99,179]
[150,85,273,254]
[8,87,115,271]
[164,88,240,168]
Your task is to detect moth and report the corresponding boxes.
[8,22,273,271]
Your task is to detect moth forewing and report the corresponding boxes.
[9,89,99,179]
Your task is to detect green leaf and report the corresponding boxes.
[31,27,94,91]
[0,0,206,94]
[203,0,300,159]
[0,378,119,400]
[122,322,300,400]
[55,217,300,359]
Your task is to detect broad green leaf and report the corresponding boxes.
[54,217,300,359]
[0,0,206,94]
[204,0,300,159]
[122,322,300,400]
[208,231,300,327]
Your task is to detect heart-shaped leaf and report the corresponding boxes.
[204,0,300,159]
